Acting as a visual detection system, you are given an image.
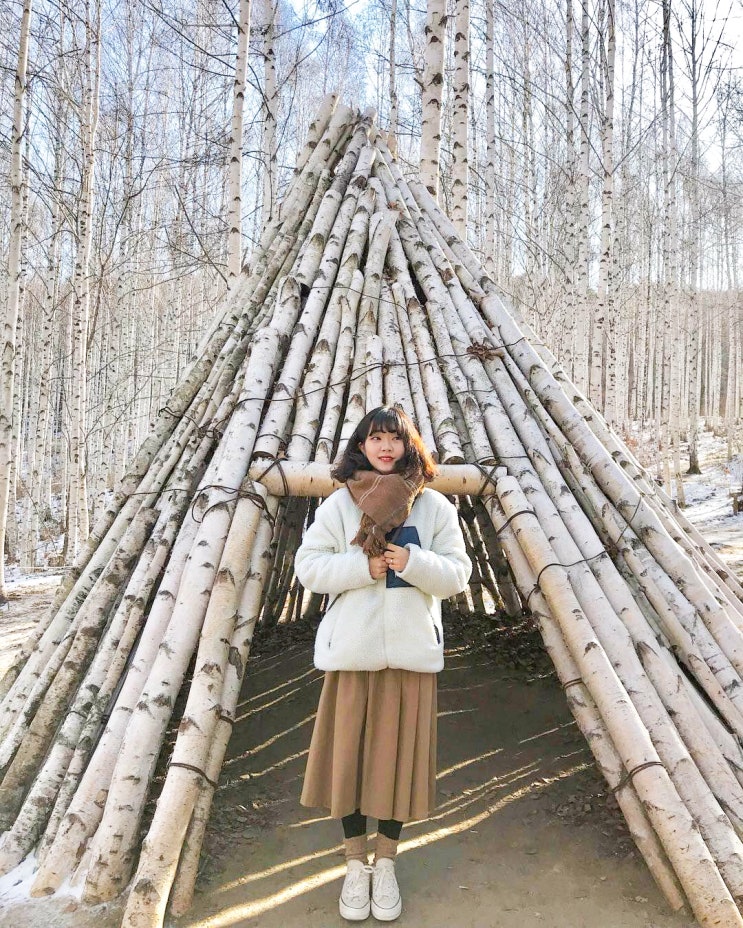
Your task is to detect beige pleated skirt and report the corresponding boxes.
[301,668,437,822]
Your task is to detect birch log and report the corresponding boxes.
[293,125,372,290]
[0,507,161,870]
[1,271,265,705]
[485,493,686,911]
[4,101,743,928]
[248,462,498,497]
[32,494,194,871]
[82,327,283,904]
[390,282,439,458]
[0,504,162,769]
[0,313,259,739]
[30,513,202,895]
[494,349,743,737]
[314,290,362,464]
[497,477,743,928]
[120,484,270,928]
[465,333,743,891]
[286,270,364,462]
[386,232,463,462]
[254,174,375,459]
[294,94,338,176]
[378,281,415,412]
[484,295,743,678]
[168,495,278,915]
[365,335,384,409]
[378,192,493,463]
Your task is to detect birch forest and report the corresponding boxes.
[0,0,741,591]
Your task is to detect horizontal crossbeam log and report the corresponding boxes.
[247,460,504,497]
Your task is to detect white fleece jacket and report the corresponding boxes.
[294,486,472,673]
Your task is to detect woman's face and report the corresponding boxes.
[359,428,405,474]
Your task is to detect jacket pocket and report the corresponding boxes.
[325,595,341,648]
[318,595,342,651]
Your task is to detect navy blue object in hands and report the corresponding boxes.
[385,526,421,588]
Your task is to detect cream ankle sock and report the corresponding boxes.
[374,833,399,861]
[344,834,368,863]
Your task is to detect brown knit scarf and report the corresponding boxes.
[347,470,424,557]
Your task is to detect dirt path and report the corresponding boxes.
[178,638,697,928]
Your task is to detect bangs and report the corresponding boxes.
[365,407,407,437]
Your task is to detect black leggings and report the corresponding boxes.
[342,809,403,841]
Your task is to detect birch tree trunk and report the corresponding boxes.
[496,478,743,928]
[450,0,469,236]
[420,0,446,197]
[120,487,270,927]
[683,0,705,475]
[2,84,743,926]
[168,494,278,916]
[388,0,399,151]
[484,0,496,273]
[521,22,537,293]
[227,0,251,281]
[28,204,59,567]
[0,0,32,601]
[660,0,683,504]
[485,494,686,911]
[66,0,100,563]
[573,0,591,393]
[6,314,23,570]
[592,0,615,418]
[82,329,283,904]
[261,0,277,227]
[560,0,577,370]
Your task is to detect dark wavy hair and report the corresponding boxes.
[331,406,438,483]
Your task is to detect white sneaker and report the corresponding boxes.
[339,859,373,921]
[371,858,402,921]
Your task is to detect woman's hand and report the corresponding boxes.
[384,543,410,573]
[368,555,388,580]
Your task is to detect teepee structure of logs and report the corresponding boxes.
[2,98,743,928]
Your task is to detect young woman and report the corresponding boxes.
[294,406,472,921]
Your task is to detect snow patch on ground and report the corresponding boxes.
[679,432,743,573]
[3,572,63,595]
[0,855,39,905]
[0,856,123,928]
[0,855,85,908]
